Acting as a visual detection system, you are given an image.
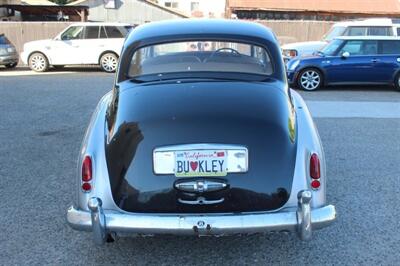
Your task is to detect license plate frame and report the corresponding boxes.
[153,144,248,175]
[174,149,227,177]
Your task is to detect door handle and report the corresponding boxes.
[371,59,380,63]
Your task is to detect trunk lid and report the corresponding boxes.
[105,80,297,213]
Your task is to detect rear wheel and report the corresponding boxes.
[5,62,17,69]
[100,53,118,73]
[297,68,322,91]
[394,73,400,91]
[28,53,49,72]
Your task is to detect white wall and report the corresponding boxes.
[157,0,226,18]
[82,0,185,24]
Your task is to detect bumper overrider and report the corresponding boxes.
[67,190,336,244]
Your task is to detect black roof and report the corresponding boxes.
[125,19,277,47]
[117,19,285,83]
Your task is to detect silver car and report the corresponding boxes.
[0,34,18,69]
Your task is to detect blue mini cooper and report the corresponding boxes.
[287,36,400,91]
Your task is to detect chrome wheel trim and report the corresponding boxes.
[101,54,117,72]
[300,70,321,91]
[30,54,46,71]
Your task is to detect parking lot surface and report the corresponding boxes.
[0,70,399,265]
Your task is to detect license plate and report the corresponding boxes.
[174,150,227,177]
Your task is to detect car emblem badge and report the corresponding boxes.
[174,179,227,193]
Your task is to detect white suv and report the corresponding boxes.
[282,18,400,61]
[21,22,132,72]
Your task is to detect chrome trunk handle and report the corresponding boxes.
[175,179,228,193]
[178,197,224,205]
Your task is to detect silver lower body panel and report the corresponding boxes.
[67,190,336,244]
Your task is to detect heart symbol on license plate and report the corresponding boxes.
[190,161,198,171]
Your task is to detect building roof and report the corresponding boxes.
[228,0,400,15]
[21,0,57,5]
[67,0,189,18]
[1,4,89,17]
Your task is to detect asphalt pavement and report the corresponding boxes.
[0,69,399,265]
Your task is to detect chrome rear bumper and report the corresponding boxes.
[67,190,336,244]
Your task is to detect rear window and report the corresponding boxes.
[380,40,400,54]
[128,40,273,79]
[104,26,130,38]
[0,35,10,45]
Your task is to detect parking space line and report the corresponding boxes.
[307,101,400,118]
[0,70,82,77]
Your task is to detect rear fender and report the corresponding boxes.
[76,91,118,211]
[285,89,326,209]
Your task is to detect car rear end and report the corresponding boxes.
[0,34,18,67]
[66,19,336,244]
[66,85,336,243]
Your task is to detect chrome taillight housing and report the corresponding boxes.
[81,155,92,192]
[310,153,321,190]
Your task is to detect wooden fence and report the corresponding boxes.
[0,20,335,64]
[0,22,72,63]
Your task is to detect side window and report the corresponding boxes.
[397,28,400,36]
[344,27,368,36]
[339,40,363,55]
[99,26,107,39]
[104,26,123,38]
[61,26,84,40]
[360,40,378,55]
[83,26,99,39]
[380,40,400,54]
[118,26,131,37]
[367,27,392,36]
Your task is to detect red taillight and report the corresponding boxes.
[310,153,320,179]
[82,156,92,182]
[81,156,92,192]
[311,180,320,189]
[81,182,92,191]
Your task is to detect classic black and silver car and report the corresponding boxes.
[67,19,336,244]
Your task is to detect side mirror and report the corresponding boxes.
[341,51,350,58]
[61,35,70,41]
